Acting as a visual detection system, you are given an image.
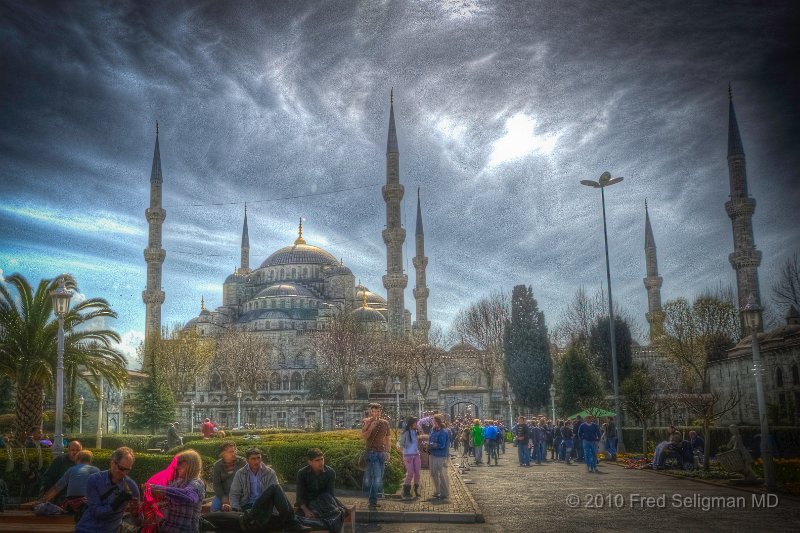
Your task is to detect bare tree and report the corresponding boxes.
[656,293,741,469]
[407,326,447,397]
[453,290,509,410]
[214,330,273,394]
[772,252,800,316]
[311,307,372,400]
[621,365,674,453]
[143,324,215,399]
[553,285,605,346]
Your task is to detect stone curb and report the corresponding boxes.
[448,460,485,523]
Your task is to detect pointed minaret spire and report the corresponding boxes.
[387,88,398,154]
[412,188,430,340]
[383,89,407,336]
[643,200,663,341]
[239,204,250,273]
[728,83,745,157]
[295,218,306,245]
[725,85,762,319]
[201,295,205,312]
[143,123,167,363]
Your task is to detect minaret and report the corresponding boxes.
[382,89,407,336]
[142,123,166,355]
[412,188,430,340]
[643,200,663,341]
[725,85,762,316]
[239,204,250,273]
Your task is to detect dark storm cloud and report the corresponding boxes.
[1,0,798,353]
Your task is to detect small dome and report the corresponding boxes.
[351,306,387,323]
[449,341,478,354]
[355,285,387,307]
[237,309,290,323]
[259,243,339,269]
[257,283,315,298]
[183,317,199,329]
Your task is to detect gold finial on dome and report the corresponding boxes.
[201,295,205,312]
[295,218,306,245]
[363,287,368,308]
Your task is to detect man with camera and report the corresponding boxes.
[75,447,140,533]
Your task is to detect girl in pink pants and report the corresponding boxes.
[398,417,421,499]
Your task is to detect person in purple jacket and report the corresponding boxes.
[148,450,205,532]
[577,415,602,473]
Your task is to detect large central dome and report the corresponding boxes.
[259,242,339,268]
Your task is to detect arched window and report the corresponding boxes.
[270,372,281,391]
[291,372,302,391]
[210,373,223,391]
[291,268,296,278]
[792,364,799,386]
[283,375,290,390]
[294,353,304,367]
[279,353,287,366]
[776,368,784,387]
[280,268,284,279]
[268,271,274,280]
[271,299,276,308]
[303,267,308,277]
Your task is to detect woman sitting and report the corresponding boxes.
[147,450,206,532]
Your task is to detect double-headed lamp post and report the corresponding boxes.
[235,387,243,429]
[319,399,324,430]
[78,395,84,434]
[580,171,625,452]
[50,277,73,456]
[742,293,777,491]
[549,383,556,425]
[393,377,401,426]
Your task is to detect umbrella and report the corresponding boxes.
[567,408,616,420]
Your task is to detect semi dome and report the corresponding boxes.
[351,306,387,323]
[355,285,387,307]
[257,283,315,298]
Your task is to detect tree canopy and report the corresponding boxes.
[588,315,633,390]
[504,285,551,408]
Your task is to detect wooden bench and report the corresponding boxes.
[0,510,75,532]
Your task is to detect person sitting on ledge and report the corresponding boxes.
[39,450,99,515]
[295,448,348,533]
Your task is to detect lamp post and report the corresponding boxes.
[319,398,324,430]
[580,171,625,452]
[549,383,556,425]
[508,396,513,423]
[190,400,195,434]
[393,377,401,427]
[78,395,84,434]
[50,277,73,456]
[417,393,423,418]
[235,387,243,429]
[97,376,104,449]
[742,293,777,491]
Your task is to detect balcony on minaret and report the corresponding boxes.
[413,287,430,299]
[412,256,428,269]
[145,207,166,224]
[382,227,406,245]
[383,273,408,289]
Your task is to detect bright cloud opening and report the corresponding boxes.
[488,113,557,166]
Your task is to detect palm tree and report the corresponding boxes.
[0,273,128,444]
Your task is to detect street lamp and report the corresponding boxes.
[319,398,324,430]
[580,171,625,452]
[97,376,104,449]
[742,293,777,491]
[190,400,195,434]
[235,387,243,429]
[507,396,513,423]
[393,377,401,427]
[417,393,423,418]
[50,276,73,456]
[549,383,556,425]
[78,395,84,434]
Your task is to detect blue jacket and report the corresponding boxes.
[429,428,450,457]
[578,422,601,442]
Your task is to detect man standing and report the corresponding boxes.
[427,415,450,500]
[483,420,498,466]
[75,447,139,533]
[578,415,602,473]
[167,422,182,450]
[296,448,347,533]
[470,419,484,465]
[201,418,216,439]
[512,416,530,466]
[604,417,618,461]
[361,402,390,510]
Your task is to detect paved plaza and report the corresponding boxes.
[350,448,800,533]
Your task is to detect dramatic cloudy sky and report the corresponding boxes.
[2,1,798,364]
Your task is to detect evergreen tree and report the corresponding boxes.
[556,342,604,415]
[129,354,176,434]
[503,285,551,409]
[588,316,633,391]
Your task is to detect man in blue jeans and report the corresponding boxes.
[578,415,602,473]
[604,417,618,462]
[512,416,531,466]
[361,403,390,509]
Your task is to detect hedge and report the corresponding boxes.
[620,426,800,456]
[0,449,214,498]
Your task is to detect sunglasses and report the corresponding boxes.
[114,461,132,473]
